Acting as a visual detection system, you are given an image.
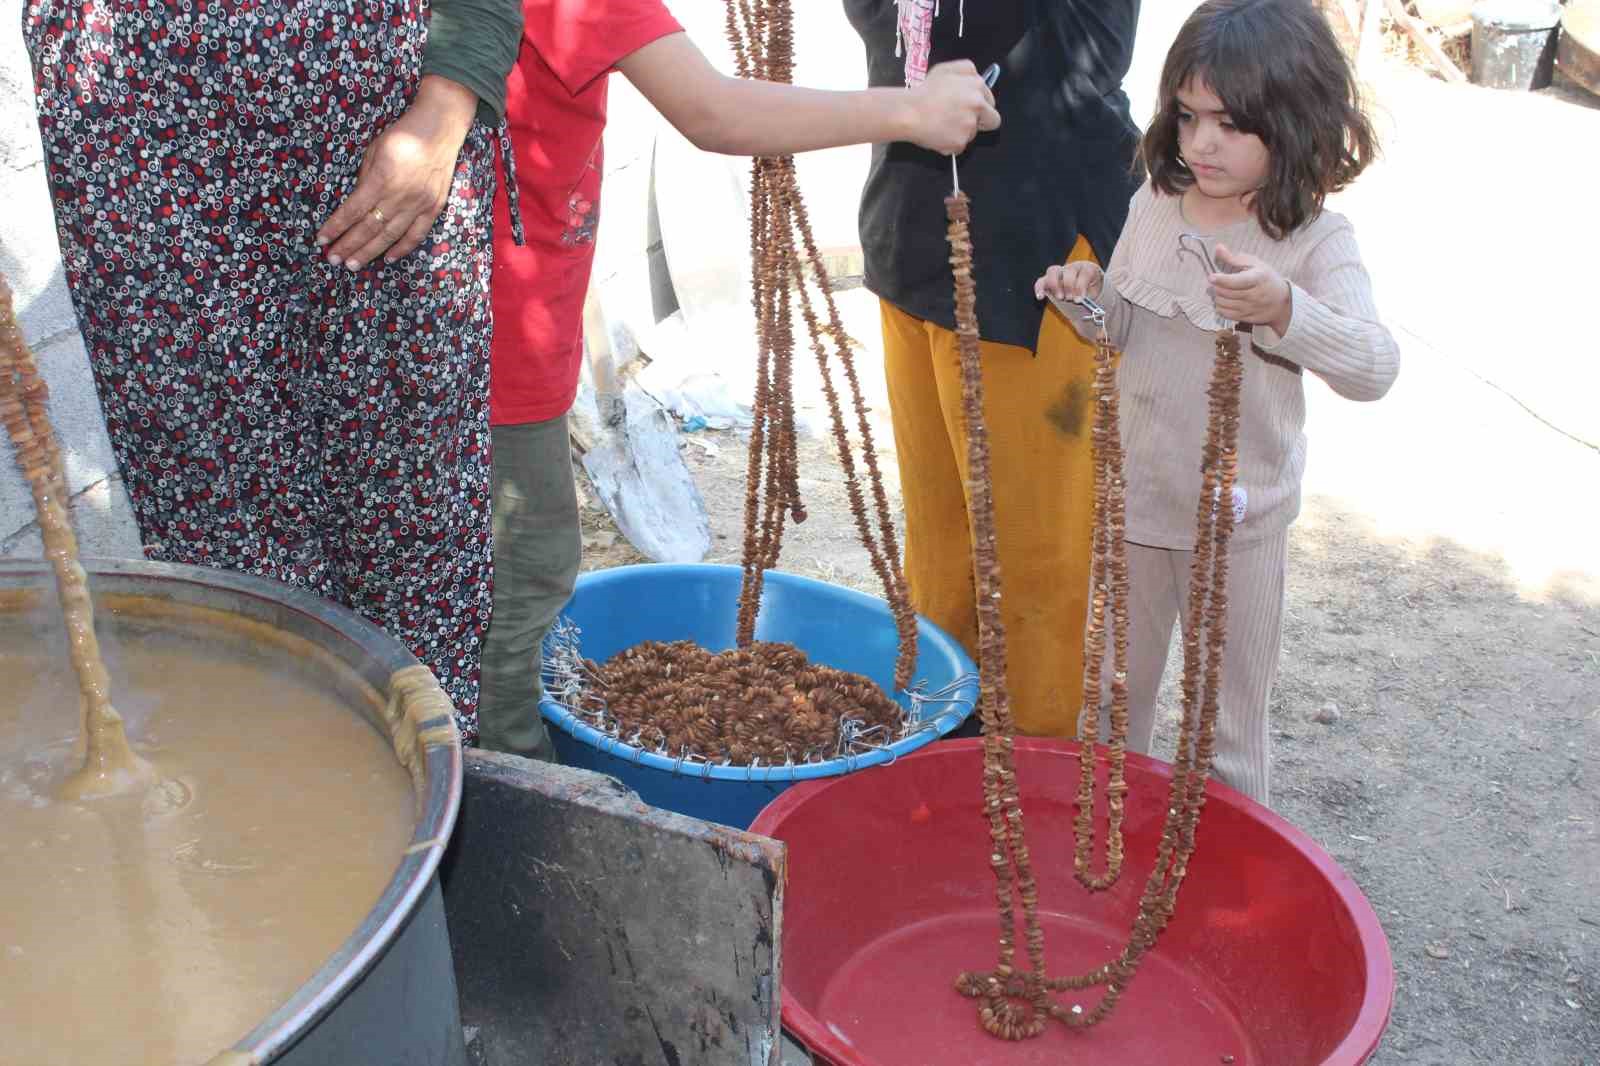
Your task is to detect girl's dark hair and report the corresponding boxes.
[1140,0,1378,238]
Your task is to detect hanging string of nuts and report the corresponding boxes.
[561,0,926,770]
[1072,328,1132,892]
[0,275,155,799]
[943,192,1053,1040]
[945,196,1247,1036]
[1039,326,1244,1029]
[724,0,917,690]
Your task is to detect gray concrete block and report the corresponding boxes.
[778,1031,814,1065]
[0,329,135,548]
[2,474,143,560]
[2,14,138,556]
[442,750,784,1066]
[0,168,79,344]
[0,0,43,172]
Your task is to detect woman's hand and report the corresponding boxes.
[316,76,479,270]
[1210,244,1293,334]
[903,60,1001,155]
[1034,260,1103,303]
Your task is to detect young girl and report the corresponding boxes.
[1034,0,1399,805]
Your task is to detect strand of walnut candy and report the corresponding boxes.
[1072,311,1133,892]
[942,193,1053,1038]
[1,276,155,798]
[724,0,917,689]
[944,191,1247,1037]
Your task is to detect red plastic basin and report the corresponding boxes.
[751,738,1393,1066]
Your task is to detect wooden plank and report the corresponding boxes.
[442,751,785,1066]
[1385,0,1468,83]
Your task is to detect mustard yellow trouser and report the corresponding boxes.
[879,237,1098,738]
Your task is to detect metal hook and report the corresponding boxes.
[1177,232,1221,277]
[1177,232,1250,333]
[1045,293,1107,333]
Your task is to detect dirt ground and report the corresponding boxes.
[575,419,1598,1065]
[573,203,1598,1066]
[565,27,1600,1062]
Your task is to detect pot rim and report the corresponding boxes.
[0,557,463,1064]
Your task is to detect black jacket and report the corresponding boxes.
[843,0,1145,350]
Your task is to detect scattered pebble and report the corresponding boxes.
[1313,700,1341,725]
[1424,941,1451,960]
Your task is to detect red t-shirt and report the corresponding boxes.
[490,0,682,426]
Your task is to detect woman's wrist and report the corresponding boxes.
[878,86,919,147]
[412,75,479,145]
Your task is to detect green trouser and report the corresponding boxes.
[476,415,581,761]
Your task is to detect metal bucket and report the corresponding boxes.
[1471,0,1563,89]
[0,558,466,1066]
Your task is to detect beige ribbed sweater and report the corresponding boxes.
[1075,182,1401,549]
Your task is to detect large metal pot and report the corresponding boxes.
[0,558,467,1066]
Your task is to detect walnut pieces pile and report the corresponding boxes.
[578,640,906,765]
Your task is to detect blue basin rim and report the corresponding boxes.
[537,564,980,784]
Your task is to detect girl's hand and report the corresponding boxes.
[904,60,1001,155]
[1210,244,1293,335]
[1034,261,1103,303]
[316,76,479,271]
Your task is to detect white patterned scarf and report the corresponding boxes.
[895,0,965,87]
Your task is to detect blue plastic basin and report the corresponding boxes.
[538,564,978,828]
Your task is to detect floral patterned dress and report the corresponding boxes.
[22,0,499,739]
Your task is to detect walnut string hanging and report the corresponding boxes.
[0,276,156,799]
[942,193,1247,1038]
[941,191,1053,1040]
[553,0,930,766]
[723,0,916,688]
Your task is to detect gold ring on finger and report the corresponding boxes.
[371,207,387,225]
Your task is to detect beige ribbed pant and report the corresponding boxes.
[1092,531,1288,806]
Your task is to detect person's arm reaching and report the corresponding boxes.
[615,32,1000,157]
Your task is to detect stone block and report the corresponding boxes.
[441,750,784,1066]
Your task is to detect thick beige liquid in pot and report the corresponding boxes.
[0,598,415,1066]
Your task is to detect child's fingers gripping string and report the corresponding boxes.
[1034,261,1100,302]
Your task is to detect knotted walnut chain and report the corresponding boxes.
[723,0,915,688]
[579,0,922,766]
[942,196,1248,1038]
[1,276,154,798]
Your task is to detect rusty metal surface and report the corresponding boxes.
[441,750,785,1066]
[1558,0,1600,97]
